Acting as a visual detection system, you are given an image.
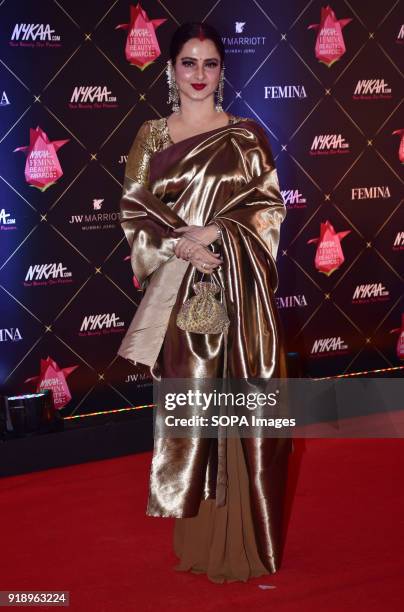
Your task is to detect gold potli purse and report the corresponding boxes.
[176,273,230,334]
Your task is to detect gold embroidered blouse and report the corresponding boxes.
[125,114,248,187]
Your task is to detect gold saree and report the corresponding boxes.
[118,114,292,582]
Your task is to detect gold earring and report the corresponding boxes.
[215,65,225,112]
[166,60,180,113]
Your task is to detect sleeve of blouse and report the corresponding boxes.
[124,120,153,187]
[119,121,180,291]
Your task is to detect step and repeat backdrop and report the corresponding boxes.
[0,0,403,418]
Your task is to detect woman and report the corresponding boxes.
[118,22,292,584]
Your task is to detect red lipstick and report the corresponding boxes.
[191,83,207,90]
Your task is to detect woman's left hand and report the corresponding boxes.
[173,225,218,260]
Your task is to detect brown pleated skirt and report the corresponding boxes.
[172,434,270,584]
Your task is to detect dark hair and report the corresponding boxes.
[169,22,225,66]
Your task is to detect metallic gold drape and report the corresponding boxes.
[118,117,292,572]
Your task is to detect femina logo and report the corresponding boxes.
[351,186,391,200]
[80,313,124,331]
[353,79,392,95]
[11,23,55,41]
[311,337,348,354]
[0,328,22,342]
[1,91,10,106]
[264,85,307,99]
[310,134,349,154]
[70,86,116,103]
[25,263,70,281]
[352,283,389,300]
[275,295,308,309]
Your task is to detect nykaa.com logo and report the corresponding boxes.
[69,86,118,110]
[393,231,404,251]
[397,24,404,44]
[24,263,73,287]
[281,189,307,209]
[311,336,348,356]
[10,23,61,47]
[353,79,392,100]
[352,282,389,304]
[310,134,349,156]
[0,208,17,230]
[79,313,125,337]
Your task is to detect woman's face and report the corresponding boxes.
[173,38,222,106]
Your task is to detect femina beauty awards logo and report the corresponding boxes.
[307,220,351,275]
[308,5,352,67]
[14,127,69,191]
[115,2,167,69]
[392,129,404,163]
[25,357,78,410]
[390,314,404,361]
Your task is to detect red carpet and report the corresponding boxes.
[1,438,403,611]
